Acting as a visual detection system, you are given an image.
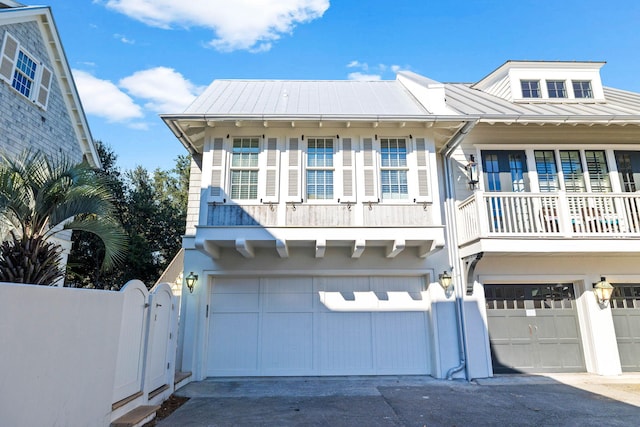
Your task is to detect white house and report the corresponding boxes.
[162,60,640,381]
[0,1,99,271]
[435,61,640,376]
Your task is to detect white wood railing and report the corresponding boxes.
[457,191,640,244]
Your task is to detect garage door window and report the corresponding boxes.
[611,284,640,309]
[485,284,574,310]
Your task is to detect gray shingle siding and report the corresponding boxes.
[0,22,81,163]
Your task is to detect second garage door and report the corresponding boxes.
[485,283,586,373]
[611,284,640,372]
[206,276,430,377]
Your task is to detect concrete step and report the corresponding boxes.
[110,405,160,427]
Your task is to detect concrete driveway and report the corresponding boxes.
[158,374,640,426]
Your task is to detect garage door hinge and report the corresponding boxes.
[206,304,209,318]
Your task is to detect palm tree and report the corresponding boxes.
[0,150,127,285]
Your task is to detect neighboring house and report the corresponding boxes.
[162,60,640,381]
[0,2,99,273]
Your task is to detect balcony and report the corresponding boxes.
[192,202,446,259]
[457,191,640,257]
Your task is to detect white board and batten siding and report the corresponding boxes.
[206,276,431,376]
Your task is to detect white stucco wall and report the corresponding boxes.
[0,283,123,427]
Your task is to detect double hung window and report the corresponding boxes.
[521,80,541,98]
[230,138,259,199]
[584,150,611,192]
[572,81,593,98]
[0,32,52,108]
[380,138,408,200]
[546,80,567,98]
[559,150,585,192]
[534,151,559,192]
[306,138,334,200]
[12,50,37,98]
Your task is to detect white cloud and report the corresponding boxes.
[119,67,203,113]
[72,69,143,122]
[101,0,330,52]
[114,33,135,44]
[346,61,408,80]
[347,72,382,81]
[347,60,367,69]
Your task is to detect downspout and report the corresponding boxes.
[439,120,477,380]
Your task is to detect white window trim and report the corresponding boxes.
[303,136,337,203]
[228,136,262,203]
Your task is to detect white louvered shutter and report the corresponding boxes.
[339,137,356,203]
[0,32,18,84]
[285,137,302,202]
[262,137,279,203]
[35,65,52,109]
[414,138,430,202]
[209,137,226,202]
[361,137,379,202]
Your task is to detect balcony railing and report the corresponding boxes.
[457,191,640,245]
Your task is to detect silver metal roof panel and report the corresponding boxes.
[184,80,431,118]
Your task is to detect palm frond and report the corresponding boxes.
[60,216,127,271]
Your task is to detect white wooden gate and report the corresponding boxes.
[112,280,149,403]
[144,283,177,395]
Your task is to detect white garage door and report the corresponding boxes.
[206,276,430,377]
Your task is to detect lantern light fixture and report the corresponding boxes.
[465,155,478,190]
[593,277,614,306]
[185,272,198,294]
[439,271,453,291]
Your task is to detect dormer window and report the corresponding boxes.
[572,80,593,98]
[547,80,567,98]
[520,80,541,98]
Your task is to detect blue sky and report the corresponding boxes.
[39,0,640,171]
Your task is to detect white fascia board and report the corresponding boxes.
[478,115,640,125]
[36,8,100,167]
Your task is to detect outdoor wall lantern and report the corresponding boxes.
[185,272,198,294]
[439,271,453,291]
[593,277,614,306]
[465,155,479,190]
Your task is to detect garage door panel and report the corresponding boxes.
[374,312,429,373]
[264,291,314,312]
[487,315,530,340]
[537,342,583,370]
[213,278,260,293]
[612,312,634,338]
[263,277,313,293]
[207,313,259,374]
[492,343,535,371]
[370,276,425,293]
[315,276,370,292]
[210,292,260,311]
[320,312,373,373]
[261,313,313,372]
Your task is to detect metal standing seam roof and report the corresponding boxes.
[182,79,433,118]
[444,83,640,119]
